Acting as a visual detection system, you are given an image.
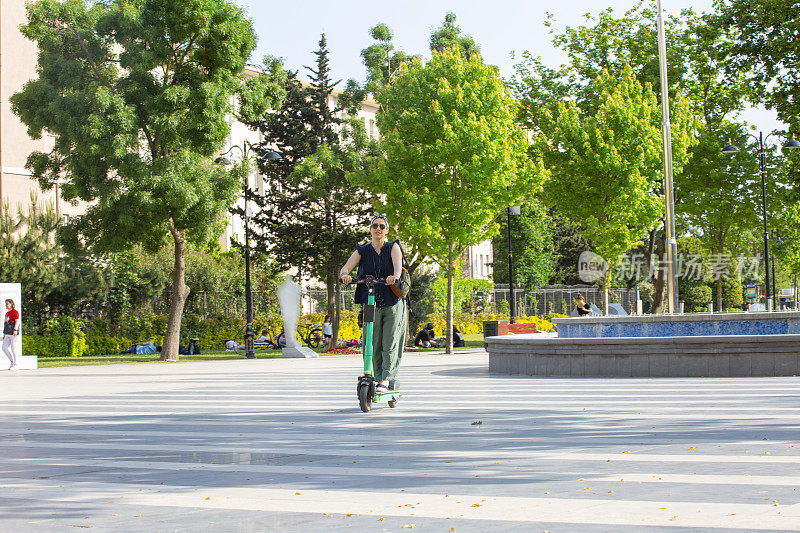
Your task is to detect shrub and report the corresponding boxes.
[23,334,82,357]
[39,316,86,356]
[420,312,558,336]
[84,335,131,356]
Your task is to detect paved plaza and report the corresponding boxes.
[1,350,799,532]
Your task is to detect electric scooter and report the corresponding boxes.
[346,275,402,412]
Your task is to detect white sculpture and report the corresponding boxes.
[276,275,318,358]
[277,275,301,348]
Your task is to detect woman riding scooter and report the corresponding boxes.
[339,214,405,394]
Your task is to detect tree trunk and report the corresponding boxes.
[647,228,667,314]
[446,241,454,354]
[161,222,190,362]
[716,278,723,312]
[651,269,666,313]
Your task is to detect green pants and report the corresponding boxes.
[371,300,406,382]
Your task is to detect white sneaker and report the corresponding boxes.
[8,365,17,371]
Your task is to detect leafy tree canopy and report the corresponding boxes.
[11,0,286,359]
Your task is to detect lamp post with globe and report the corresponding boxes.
[215,143,282,358]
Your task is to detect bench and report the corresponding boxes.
[508,323,538,334]
[483,320,538,337]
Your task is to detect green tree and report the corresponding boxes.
[543,66,695,311]
[548,209,593,286]
[675,237,713,312]
[0,196,108,325]
[428,12,481,58]
[716,0,800,132]
[11,0,285,360]
[491,201,555,289]
[511,3,757,311]
[358,46,542,353]
[358,23,416,97]
[250,35,372,349]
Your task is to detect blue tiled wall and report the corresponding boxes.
[559,319,792,338]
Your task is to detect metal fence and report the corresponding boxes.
[151,285,635,319]
[490,285,637,315]
[152,290,280,319]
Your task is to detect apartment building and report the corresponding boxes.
[0,0,84,220]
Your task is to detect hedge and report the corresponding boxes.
[421,312,563,336]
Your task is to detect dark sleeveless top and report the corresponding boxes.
[354,241,400,308]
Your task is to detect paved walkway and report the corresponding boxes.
[1,350,799,532]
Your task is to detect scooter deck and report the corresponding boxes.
[374,391,401,401]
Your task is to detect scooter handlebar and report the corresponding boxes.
[340,276,393,286]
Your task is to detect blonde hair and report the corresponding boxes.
[5,299,14,309]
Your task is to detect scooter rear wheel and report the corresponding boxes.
[358,382,372,412]
[388,399,397,408]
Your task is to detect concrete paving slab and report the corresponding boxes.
[1,352,799,531]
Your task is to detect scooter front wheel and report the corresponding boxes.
[358,382,372,412]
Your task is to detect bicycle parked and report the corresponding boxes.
[297,322,324,349]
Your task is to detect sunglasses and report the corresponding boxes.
[371,223,386,230]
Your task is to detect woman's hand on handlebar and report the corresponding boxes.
[386,274,397,286]
[340,274,352,284]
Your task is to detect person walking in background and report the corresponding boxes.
[3,299,20,370]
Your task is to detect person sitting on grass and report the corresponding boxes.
[225,340,245,351]
[414,323,439,348]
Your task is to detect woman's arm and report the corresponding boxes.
[386,242,403,285]
[15,318,20,336]
[339,250,361,284]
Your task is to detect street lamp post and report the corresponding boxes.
[215,144,282,359]
[507,204,521,324]
[722,133,799,310]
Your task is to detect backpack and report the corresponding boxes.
[389,240,412,299]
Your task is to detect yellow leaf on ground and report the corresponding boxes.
[472,503,481,507]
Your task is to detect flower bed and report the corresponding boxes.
[323,347,361,355]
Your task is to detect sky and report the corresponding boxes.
[234,0,782,131]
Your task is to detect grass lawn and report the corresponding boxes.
[36,349,284,368]
[34,334,487,368]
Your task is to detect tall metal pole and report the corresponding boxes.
[771,229,778,308]
[507,206,516,324]
[243,144,256,359]
[656,0,679,313]
[758,132,772,311]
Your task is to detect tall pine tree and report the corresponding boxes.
[248,35,373,347]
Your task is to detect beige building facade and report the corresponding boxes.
[1,0,69,218]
